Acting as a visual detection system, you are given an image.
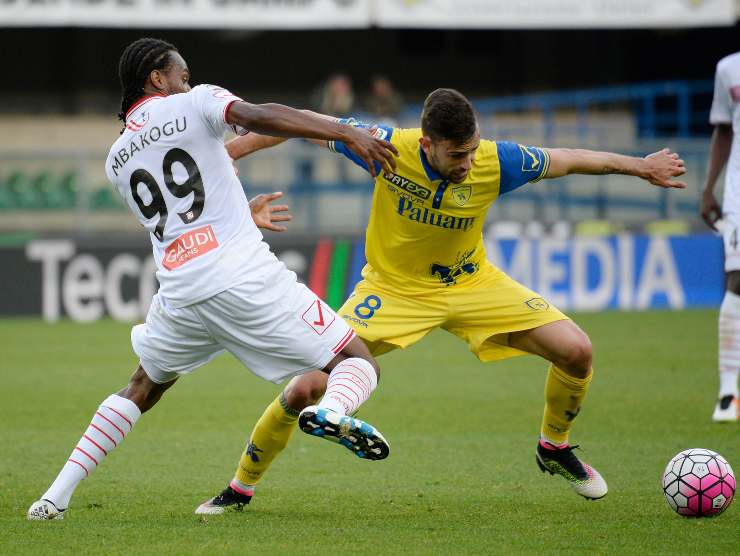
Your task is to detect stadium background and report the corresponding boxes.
[2,2,738,321]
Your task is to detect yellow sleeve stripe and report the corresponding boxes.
[530,149,550,183]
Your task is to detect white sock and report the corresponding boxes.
[318,358,377,415]
[719,291,740,399]
[42,394,141,509]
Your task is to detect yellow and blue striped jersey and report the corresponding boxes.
[329,122,549,292]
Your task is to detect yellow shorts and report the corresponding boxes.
[337,263,568,361]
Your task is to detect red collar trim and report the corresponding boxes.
[125,94,165,120]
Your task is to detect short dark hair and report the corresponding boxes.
[421,88,477,143]
[118,37,178,123]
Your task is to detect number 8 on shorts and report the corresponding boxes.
[354,295,382,320]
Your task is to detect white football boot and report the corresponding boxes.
[27,499,65,520]
[712,395,739,422]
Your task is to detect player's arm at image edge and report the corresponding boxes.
[542,146,687,189]
[225,133,287,160]
[544,147,643,178]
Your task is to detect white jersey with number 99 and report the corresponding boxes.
[105,84,283,308]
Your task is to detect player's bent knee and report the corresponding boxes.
[284,373,327,409]
[560,335,593,377]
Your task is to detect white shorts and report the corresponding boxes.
[722,213,740,272]
[131,273,356,384]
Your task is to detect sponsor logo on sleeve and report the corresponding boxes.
[372,127,389,140]
[301,298,336,335]
[519,144,541,173]
[126,111,150,132]
[206,84,243,101]
[162,225,218,270]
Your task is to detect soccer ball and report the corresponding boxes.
[662,448,735,517]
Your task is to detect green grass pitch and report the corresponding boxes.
[1,310,738,555]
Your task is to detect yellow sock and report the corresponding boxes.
[541,364,592,446]
[234,393,298,487]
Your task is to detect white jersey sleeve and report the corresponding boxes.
[190,84,250,137]
[710,60,733,125]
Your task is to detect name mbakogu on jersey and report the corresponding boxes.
[105,85,284,308]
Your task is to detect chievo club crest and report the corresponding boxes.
[452,185,472,206]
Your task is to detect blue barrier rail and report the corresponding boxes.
[403,80,714,140]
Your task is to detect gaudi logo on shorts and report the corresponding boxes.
[525,297,550,311]
[383,171,431,200]
[162,225,219,270]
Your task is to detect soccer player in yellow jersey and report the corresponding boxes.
[196,89,686,513]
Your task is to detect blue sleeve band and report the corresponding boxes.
[328,119,394,174]
[497,141,550,195]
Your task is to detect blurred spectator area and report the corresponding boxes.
[0,80,715,235]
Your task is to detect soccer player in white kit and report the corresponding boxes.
[701,51,740,422]
[27,37,399,520]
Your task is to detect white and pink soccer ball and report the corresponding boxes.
[662,448,735,517]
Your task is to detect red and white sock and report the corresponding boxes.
[318,357,377,415]
[42,394,141,509]
[719,291,740,399]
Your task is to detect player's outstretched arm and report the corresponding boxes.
[544,147,687,189]
[226,110,348,160]
[225,111,338,161]
[248,191,292,233]
[226,102,397,176]
[701,123,733,230]
[226,134,288,160]
[224,136,293,230]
